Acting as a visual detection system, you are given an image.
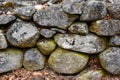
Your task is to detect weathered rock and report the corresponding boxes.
[90,20,120,36]
[51,28,66,33]
[68,22,88,35]
[33,4,78,29]
[79,1,107,21]
[108,4,120,20]
[109,35,120,46]
[76,69,105,80]
[23,48,46,71]
[14,6,36,20]
[0,48,23,73]
[99,47,120,75]
[54,33,107,54]
[6,21,40,48]
[48,47,89,74]
[36,39,56,55]
[40,29,56,38]
[0,29,7,49]
[0,14,16,25]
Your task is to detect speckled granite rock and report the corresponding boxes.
[48,47,89,74]
[99,47,120,75]
[54,33,107,54]
[0,48,23,73]
[6,21,40,48]
[109,35,120,46]
[23,48,46,71]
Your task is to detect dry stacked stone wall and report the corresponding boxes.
[0,0,120,79]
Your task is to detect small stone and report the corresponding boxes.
[76,69,105,80]
[48,47,89,74]
[68,22,88,35]
[40,29,56,38]
[109,35,120,46]
[54,33,107,54]
[33,4,78,29]
[51,28,66,33]
[90,20,120,36]
[108,4,120,20]
[36,39,56,55]
[23,48,46,71]
[0,14,16,25]
[0,29,7,49]
[99,47,120,75]
[6,21,40,48]
[14,6,36,20]
[0,48,23,73]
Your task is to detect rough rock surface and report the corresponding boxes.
[33,4,78,29]
[68,22,88,34]
[90,20,120,36]
[23,48,46,71]
[0,29,7,49]
[6,21,40,48]
[99,47,120,75]
[54,33,107,54]
[14,6,36,20]
[36,39,56,55]
[48,47,89,74]
[0,48,23,73]
[109,35,120,46]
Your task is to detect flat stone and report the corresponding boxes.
[51,28,66,33]
[0,48,23,73]
[54,33,107,54]
[99,47,120,75]
[0,29,7,49]
[0,14,16,25]
[6,21,40,48]
[40,29,56,38]
[48,47,89,74]
[23,48,46,71]
[109,35,120,46]
[108,4,120,20]
[37,39,56,55]
[68,22,88,35]
[33,4,78,29]
[14,6,36,20]
[90,20,120,36]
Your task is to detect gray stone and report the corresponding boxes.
[109,35,120,46]
[33,4,78,29]
[40,29,56,38]
[54,33,107,54]
[68,22,88,35]
[23,48,46,71]
[0,14,16,25]
[37,0,49,4]
[107,0,120,4]
[0,29,7,49]
[76,69,105,80]
[14,6,36,20]
[99,47,120,75]
[0,48,23,73]
[36,39,56,55]
[48,47,89,74]
[108,4,120,20]
[6,21,40,48]
[90,20,120,36]
[51,28,66,33]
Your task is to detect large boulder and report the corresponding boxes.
[54,33,107,54]
[23,48,46,71]
[99,47,120,75]
[6,21,40,48]
[33,4,78,29]
[0,48,23,73]
[48,47,89,74]
[90,20,120,36]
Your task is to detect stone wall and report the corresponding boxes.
[0,0,120,79]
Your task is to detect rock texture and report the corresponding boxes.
[109,35,120,46]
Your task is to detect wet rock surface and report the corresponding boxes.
[48,47,89,74]
[54,33,107,54]
[23,48,46,71]
[99,47,120,75]
[6,21,40,48]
